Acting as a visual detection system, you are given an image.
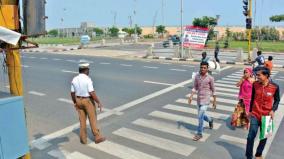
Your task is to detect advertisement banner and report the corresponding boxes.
[183,26,209,49]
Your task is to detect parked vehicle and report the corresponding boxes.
[162,35,181,48]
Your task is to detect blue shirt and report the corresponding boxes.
[255,55,265,66]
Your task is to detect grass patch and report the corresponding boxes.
[28,37,284,53]
[207,40,284,53]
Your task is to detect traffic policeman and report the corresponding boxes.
[70,60,106,144]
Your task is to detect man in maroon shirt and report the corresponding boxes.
[246,67,280,159]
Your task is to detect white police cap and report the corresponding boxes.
[78,60,90,68]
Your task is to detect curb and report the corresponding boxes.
[141,56,284,68]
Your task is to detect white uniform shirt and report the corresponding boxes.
[71,74,94,97]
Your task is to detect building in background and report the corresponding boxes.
[56,22,96,37]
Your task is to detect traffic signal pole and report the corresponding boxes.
[0,0,30,158]
[248,0,252,61]
[243,0,252,62]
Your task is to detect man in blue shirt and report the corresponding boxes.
[251,51,265,74]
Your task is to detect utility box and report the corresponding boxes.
[22,0,47,36]
[0,96,29,159]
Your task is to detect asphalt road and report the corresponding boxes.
[18,52,198,139]
[1,51,284,159]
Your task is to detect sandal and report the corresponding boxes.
[193,134,203,141]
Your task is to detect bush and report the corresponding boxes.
[143,34,154,39]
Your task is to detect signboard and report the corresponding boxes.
[183,26,209,49]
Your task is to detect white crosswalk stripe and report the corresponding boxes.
[222,78,239,82]
[215,83,238,89]
[276,79,284,82]
[216,80,236,84]
[231,73,243,76]
[149,111,222,130]
[132,118,210,142]
[176,98,235,112]
[67,152,94,159]
[216,91,238,98]
[215,87,239,93]
[89,140,160,159]
[226,75,243,79]
[113,128,196,156]
[163,104,229,120]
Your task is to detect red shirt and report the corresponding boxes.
[250,81,280,121]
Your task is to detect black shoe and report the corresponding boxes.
[209,119,213,129]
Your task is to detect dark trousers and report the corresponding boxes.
[246,116,267,159]
[214,52,220,63]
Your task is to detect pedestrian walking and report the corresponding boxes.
[201,51,210,63]
[188,61,216,141]
[231,68,254,129]
[70,60,106,144]
[264,56,273,72]
[214,41,220,63]
[245,67,280,159]
[250,50,265,74]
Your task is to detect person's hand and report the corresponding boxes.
[269,111,274,120]
[188,96,193,105]
[246,112,252,118]
[98,103,103,112]
[212,100,217,110]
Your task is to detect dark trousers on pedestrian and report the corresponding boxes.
[246,116,267,159]
[214,52,220,63]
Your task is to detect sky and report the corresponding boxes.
[44,0,284,30]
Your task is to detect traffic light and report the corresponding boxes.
[243,0,249,16]
[246,18,252,29]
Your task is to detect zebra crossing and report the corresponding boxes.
[48,69,282,159]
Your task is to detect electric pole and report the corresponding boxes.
[162,0,165,26]
[111,11,117,27]
[133,0,138,43]
[153,10,158,35]
[128,15,132,28]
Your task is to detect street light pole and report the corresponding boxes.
[180,0,184,58]
[133,0,138,43]
[162,0,165,26]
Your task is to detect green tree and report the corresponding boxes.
[108,26,119,37]
[156,25,166,35]
[192,16,217,43]
[122,26,142,36]
[122,27,130,35]
[93,27,104,36]
[225,28,232,39]
[134,25,142,35]
[48,29,58,37]
[270,14,284,22]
